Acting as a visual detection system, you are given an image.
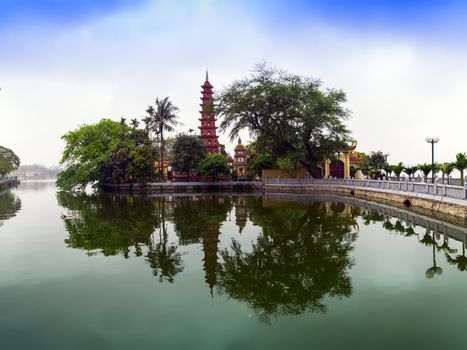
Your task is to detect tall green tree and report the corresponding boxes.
[146,97,179,179]
[250,153,276,177]
[0,146,20,177]
[57,119,124,190]
[172,134,206,180]
[57,119,156,191]
[365,151,388,178]
[197,154,230,182]
[217,64,351,176]
[452,152,467,186]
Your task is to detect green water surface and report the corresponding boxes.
[0,181,466,350]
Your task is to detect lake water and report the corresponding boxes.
[1,181,467,350]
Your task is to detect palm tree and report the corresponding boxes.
[439,162,454,185]
[146,97,180,179]
[404,165,419,181]
[418,163,432,183]
[383,163,393,179]
[452,152,467,186]
[130,118,139,130]
[142,116,152,132]
[392,162,405,181]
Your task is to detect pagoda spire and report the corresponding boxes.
[197,71,219,154]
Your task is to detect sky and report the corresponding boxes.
[0,0,466,167]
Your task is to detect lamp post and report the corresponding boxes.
[425,137,439,184]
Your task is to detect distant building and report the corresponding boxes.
[12,164,60,180]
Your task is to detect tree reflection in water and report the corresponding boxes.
[361,209,467,278]
[57,192,184,283]
[0,190,21,227]
[445,244,467,272]
[217,198,358,323]
[57,192,467,322]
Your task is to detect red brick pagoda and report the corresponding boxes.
[198,71,220,154]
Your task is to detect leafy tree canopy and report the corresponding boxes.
[250,153,276,177]
[197,154,230,181]
[0,146,20,176]
[172,134,207,178]
[217,63,352,176]
[364,151,388,177]
[57,118,157,191]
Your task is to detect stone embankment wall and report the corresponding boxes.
[0,179,19,191]
[265,184,467,220]
[101,181,261,194]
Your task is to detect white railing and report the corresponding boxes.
[264,177,467,200]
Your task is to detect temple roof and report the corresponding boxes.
[335,140,357,152]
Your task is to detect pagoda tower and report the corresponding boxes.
[198,71,220,154]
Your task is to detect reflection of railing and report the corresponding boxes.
[265,192,467,245]
[264,177,467,200]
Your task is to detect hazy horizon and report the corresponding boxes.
[1,0,466,168]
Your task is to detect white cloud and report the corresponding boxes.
[0,1,465,170]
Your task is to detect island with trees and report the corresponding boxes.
[55,63,466,194]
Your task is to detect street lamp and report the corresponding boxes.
[425,137,439,184]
